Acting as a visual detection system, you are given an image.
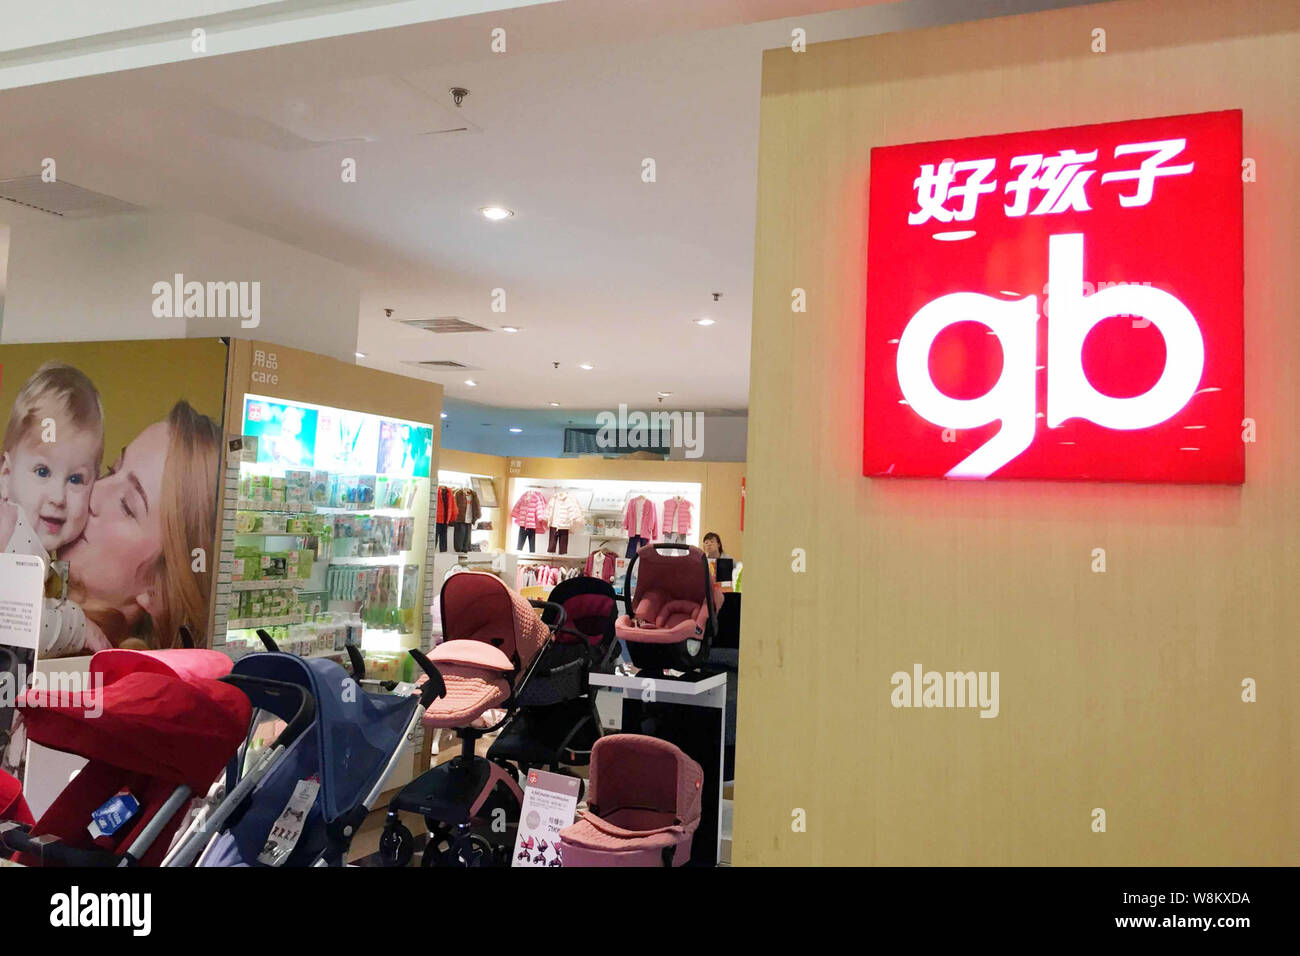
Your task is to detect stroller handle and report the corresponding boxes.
[408,649,447,707]
[529,599,567,634]
[0,822,123,867]
[219,674,316,752]
[255,629,280,652]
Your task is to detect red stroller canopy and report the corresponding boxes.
[0,768,33,827]
[91,648,234,687]
[20,671,251,789]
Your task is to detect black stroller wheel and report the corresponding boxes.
[431,833,494,867]
[379,823,414,868]
[461,834,494,867]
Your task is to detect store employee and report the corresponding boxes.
[702,532,727,559]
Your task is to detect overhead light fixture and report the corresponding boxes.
[657,391,673,398]
[694,317,715,326]
[500,325,521,333]
[355,351,367,359]
[509,427,523,433]
[578,363,594,371]
[440,412,447,419]
[481,206,513,221]
[464,379,478,387]
[548,402,560,407]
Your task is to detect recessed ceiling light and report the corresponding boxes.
[500,325,521,333]
[578,363,594,371]
[657,391,673,398]
[355,351,367,359]
[464,379,478,387]
[694,317,716,326]
[509,427,523,433]
[480,206,513,221]
[440,412,447,419]
[548,402,560,407]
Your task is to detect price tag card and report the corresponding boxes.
[511,769,580,867]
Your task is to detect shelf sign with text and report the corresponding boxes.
[863,110,1243,482]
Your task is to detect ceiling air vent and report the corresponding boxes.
[403,360,482,370]
[400,316,492,334]
[0,177,139,219]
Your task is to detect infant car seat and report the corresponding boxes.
[558,734,703,867]
[615,544,722,674]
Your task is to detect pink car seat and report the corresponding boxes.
[559,734,703,867]
[615,544,723,673]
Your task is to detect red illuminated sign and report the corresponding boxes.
[863,110,1243,482]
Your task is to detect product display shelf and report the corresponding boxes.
[227,613,306,629]
[235,502,316,514]
[231,579,314,591]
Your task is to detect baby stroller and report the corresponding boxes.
[558,734,703,867]
[379,571,559,867]
[615,544,723,675]
[488,576,620,782]
[166,640,437,868]
[0,648,252,867]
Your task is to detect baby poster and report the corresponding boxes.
[0,339,228,660]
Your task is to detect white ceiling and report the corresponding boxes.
[0,0,1098,412]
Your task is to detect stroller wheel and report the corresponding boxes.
[431,833,495,867]
[379,823,414,868]
[461,834,495,867]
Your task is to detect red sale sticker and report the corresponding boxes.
[863,110,1243,482]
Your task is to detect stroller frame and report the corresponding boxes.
[165,640,442,868]
[379,596,564,868]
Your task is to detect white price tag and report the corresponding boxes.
[257,777,319,866]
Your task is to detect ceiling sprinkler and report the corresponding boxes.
[450,87,469,108]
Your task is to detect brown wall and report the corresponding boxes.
[736,0,1300,865]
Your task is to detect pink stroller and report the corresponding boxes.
[379,571,558,866]
[559,734,702,867]
[615,544,723,674]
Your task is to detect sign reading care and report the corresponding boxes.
[863,110,1243,482]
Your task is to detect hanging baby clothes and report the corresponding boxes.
[661,496,692,544]
[623,494,658,557]
[452,487,481,552]
[545,490,585,555]
[511,489,550,552]
[584,548,618,583]
[436,485,459,552]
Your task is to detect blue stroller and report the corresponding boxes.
[165,641,442,867]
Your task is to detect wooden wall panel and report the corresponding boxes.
[736,0,1300,865]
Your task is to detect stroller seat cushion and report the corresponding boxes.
[430,639,514,672]
[420,663,510,729]
[614,614,701,645]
